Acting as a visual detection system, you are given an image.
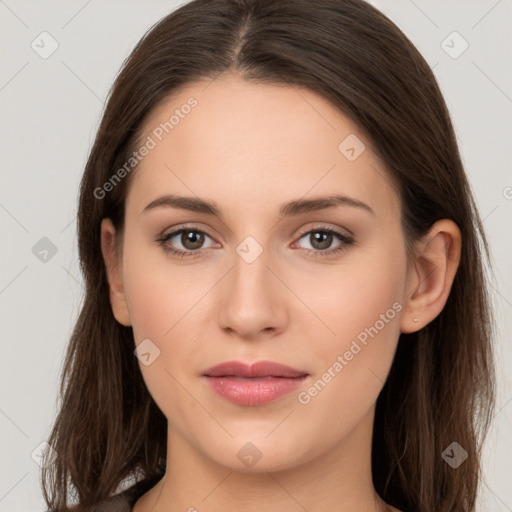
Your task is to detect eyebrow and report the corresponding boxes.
[141,193,375,217]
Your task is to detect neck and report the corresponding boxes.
[136,406,390,512]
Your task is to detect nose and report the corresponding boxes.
[217,244,288,340]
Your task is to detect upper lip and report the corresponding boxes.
[202,360,308,378]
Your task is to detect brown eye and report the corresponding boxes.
[159,228,216,255]
[308,231,334,250]
[298,229,342,251]
[295,227,354,259]
[180,230,205,250]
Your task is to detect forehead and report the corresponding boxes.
[125,74,399,221]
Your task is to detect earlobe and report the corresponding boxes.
[401,219,461,333]
[100,218,132,327]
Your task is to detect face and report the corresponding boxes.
[103,73,411,473]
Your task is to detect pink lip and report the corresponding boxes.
[202,360,309,406]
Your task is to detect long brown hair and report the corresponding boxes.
[41,1,496,510]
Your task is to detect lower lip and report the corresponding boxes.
[203,375,309,406]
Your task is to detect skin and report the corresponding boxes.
[101,72,461,512]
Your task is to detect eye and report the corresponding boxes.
[294,226,354,258]
[157,227,217,258]
[157,224,355,259]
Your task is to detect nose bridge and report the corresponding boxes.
[231,234,275,303]
[217,233,286,336]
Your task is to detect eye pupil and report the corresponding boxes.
[311,231,332,250]
[182,230,204,250]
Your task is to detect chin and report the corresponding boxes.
[202,435,312,474]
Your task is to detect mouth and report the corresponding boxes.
[202,360,310,406]
[202,360,309,379]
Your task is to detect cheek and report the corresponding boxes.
[120,238,215,414]
[294,239,406,419]
[298,239,407,392]
[121,236,207,341]
[296,236,406,343]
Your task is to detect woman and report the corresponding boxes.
[41,0,496,511]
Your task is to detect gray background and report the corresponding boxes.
[1,0,511,510]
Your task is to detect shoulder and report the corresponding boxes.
[67,478,159,512]
[89,488,134,511]
[96,479,158,512]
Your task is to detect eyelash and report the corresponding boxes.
[156,225,355,260]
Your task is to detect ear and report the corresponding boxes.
[100,218,132,327]
[401,219,461,333]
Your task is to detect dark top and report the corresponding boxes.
[89,478,159,512]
